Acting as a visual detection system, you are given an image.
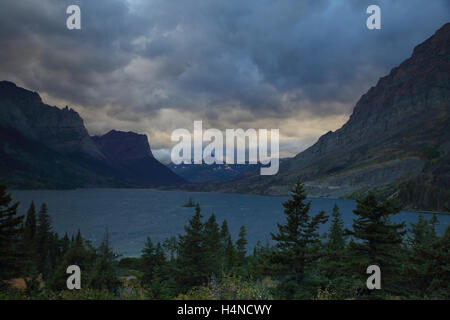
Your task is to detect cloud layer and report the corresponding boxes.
[0,0,448,161]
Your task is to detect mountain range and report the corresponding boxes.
[181,23,450,212]
[1,23,448,211]
[0,82,184,189]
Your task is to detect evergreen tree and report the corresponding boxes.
[141,237,166,285]
[162,236,178,261]
[423,226,450,299]
[236,225,248,268]
[75,229,83,246]
[220,220,230,245]
[346,193,405,298]
[60,233,71,255]
[145,242,173,299]
[36,203,53,279]
[247,241,274,280]
[176,203,207,292]
[24,201,37,247]
[21,202,38,273]
[141,237,155,283]
[89,229,121,293]
[319,204,357,298]
[224,235,236,273]
[145,266,172,299]
[48,230,95,291]
[0,185,25,282]
[203,214,222,277]
[403,214,436,297]
[270,179,328,299]
[323,204,347,279]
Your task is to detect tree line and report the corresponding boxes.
[0,181,449,299]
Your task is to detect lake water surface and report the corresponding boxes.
[10,189,450,256]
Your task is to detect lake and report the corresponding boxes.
[9,189,450,256]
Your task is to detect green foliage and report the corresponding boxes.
[0,185,24,280]
[236,226,248,268]
[1,185,449,300]
[36,203,53,280]
[269,179,328,299]
[118,257,142,271]
[345,193,406,298]
[203,214,222,277]
[23,202,37,250]
[176,203,207,291]
[179,274,274,300]
[247,241,274,280]
[318,204,358,299]
[88,230,121,293]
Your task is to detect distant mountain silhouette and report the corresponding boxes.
[92,130,184,187]
[0,81,184,188]
[168,162,261,183]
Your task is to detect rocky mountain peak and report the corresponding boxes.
[92,130,154,162]
[209,23,449,211]
[287,22,450,170]
[0,81,42,105]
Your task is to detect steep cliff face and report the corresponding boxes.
[0,81,104,159]
[206,23,450,211]
[92,130,154,161]
[92,130,185,187]
[284,22,450,176]
[0,82,184,188]
[0,125,122,189]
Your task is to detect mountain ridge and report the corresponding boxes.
[92,130,184,187]
[181,23,450,212]
[0,82,184,188]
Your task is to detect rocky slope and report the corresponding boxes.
[196,23,450,211]
[0,81,104,159]
[0,82,184,188]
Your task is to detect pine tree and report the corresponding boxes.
[404,214,437,297]
[270,179,328,299]
[220,220,230,244]
[320,203,357,298]
[141,237,166,285]
[346,193,405,298]
[89,229,121,293]
[24,201,37,246]
[203,214,222,277]
[176,203,207,292]
[60,233,71,255]
[141,237,155,283]
[323,204,347,279]
[236,225,248,268]
[224,235,236,273]
[144,242,174,299]
[423,225,450,299]
[247,241,274,280]
[48,230,95,290]
[75,229,83,246]
[22,201,38,273]
[0,185,25,281]
[36,203,53,279]
[162,236,178,261]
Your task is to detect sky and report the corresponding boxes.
[0,0,448,163]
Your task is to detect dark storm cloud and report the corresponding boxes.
[0,0,449,141]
